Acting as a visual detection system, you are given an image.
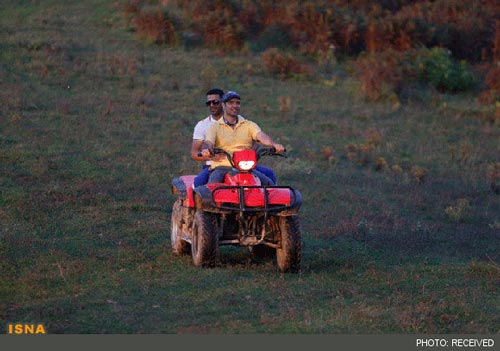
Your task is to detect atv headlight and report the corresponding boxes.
[233,149,257,171]
[237,160,255,171]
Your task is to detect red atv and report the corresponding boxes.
[170,146,302,273]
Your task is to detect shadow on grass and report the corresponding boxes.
[304,226,500,274]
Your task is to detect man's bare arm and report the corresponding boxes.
[256,132,285,153]
[200,140,214,158]
[191,139,208,161]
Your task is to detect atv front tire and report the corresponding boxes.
[191,210,218,267]
[276,216,302,273]
[171,200,191,255]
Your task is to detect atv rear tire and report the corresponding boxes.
[191,210,218,267]
[276,216,301,273]
[171,200,190,255]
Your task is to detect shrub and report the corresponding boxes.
[179,0,247,51]
[251,24,291,52]
[354,49,411,101]
[445,198,471,223]
[260,48,310,80]
[284,2,334,57]
[364,1,497,63]
[272,2,365,58]
[131,10,177,45]
[423,0,495,63]
[414,48,475,93]
[121,0,498,65]
[479,64,500,105]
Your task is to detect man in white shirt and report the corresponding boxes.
[191,88,225,187]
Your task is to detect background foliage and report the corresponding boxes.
[122,0,500,102]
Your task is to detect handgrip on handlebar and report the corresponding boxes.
[269,147,287,153]
[198,148,230,158]
[260,146,287,158]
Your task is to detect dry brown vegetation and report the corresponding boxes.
[121,0,500,102]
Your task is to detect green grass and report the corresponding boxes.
[1,0,499,334]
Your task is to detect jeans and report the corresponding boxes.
[194,165,210,187]
[256,165,276,184]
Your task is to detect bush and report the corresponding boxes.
[354,49,411,101]
[479,64,500,105]
[131,10,177,45]
[414,48,475,93]
[187,0,247,50]
[251,24,291,52]
[364,1,497,63]
[260,48,310,80]
[355,47,476,100]
[121,0,498,64]
[445,198,471,223]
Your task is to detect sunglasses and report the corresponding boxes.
[205,100,220,106]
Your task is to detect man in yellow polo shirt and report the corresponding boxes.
[201,91,285,184]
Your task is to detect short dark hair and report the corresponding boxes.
[206,88,224,98]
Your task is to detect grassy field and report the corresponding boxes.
[1,0,499,334]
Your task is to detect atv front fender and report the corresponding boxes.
[172,175,196,207]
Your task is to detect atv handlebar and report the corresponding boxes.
[198,146,287,161]
[254,146,287,159]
